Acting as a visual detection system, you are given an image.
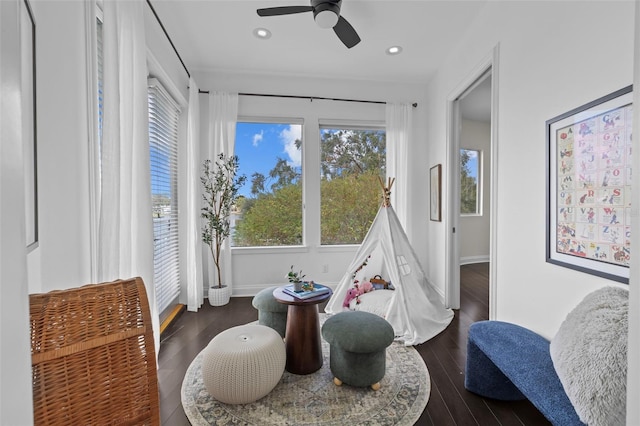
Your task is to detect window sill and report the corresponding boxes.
[232,246,310,255]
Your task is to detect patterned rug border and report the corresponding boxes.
[181,315,430,425]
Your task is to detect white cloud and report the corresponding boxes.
[252,131,264,147]
[281,125,302,167]
[464,149,478,159]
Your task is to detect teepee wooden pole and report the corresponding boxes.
[379,177,395,207]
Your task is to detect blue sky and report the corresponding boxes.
[235,122,302,197]
[463,148,479,180]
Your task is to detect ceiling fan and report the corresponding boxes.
[256,0,361,49]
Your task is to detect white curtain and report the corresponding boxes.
[99,0,159,348]
[207,92,239,291]
[386,103,412,229]
[186,78,203,311]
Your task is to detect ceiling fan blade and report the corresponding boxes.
[333,15,360,48]
[257,6,313,17]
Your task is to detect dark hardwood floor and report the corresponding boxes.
[158,263,550,425]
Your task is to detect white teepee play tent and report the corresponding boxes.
[325,179,454,346]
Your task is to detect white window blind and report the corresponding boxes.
[148,79,181,314]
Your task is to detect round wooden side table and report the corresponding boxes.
[273,286,332,375]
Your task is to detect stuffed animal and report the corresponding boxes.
[343,288,360,308]
[344,279,376,308]
[359,281,374,294]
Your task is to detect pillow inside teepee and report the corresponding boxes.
[549,286,628,426]
[350,289,394,317]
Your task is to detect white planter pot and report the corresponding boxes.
[208,285,231,306]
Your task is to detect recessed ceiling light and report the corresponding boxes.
[386,46,403,55]
[253,28,272,39]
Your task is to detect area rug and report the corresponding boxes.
[181,314,430,425]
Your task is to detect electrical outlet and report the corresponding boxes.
[322,264,329,273]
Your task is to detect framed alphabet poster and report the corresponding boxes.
[546,86,633,283]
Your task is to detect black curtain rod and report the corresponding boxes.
[199,91,418,108]
[146,0,191,79]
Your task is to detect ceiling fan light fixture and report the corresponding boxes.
[313,3,340,29]
[256,0,359,48]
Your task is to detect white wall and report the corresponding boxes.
[425,0,634,336]
[426,2,637,413]
[459,119,490,263]
[28,0,93,293]
[193,70,428,296]
[0,1,36,422]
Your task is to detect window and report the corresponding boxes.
[320,127,385,245]
[233,121,304,247]
[232,121,385,248]
[460,148,481,215]
[148,79,181,314]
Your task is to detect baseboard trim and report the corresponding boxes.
[460,255,490,265]
[160,304,185,334]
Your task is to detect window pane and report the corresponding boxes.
[233,122,303,247]
[320,128,386,245]
[148,82,180,314]
[460,148,480,214]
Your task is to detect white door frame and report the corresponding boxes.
[445,45,499,318]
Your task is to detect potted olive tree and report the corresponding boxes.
[201,153,246,306]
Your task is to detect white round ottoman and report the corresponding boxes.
[201,324,286,404]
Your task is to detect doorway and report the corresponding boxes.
[445,50,497,317]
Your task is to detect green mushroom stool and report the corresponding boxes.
[321,311,395,391]
[252,286,288,338]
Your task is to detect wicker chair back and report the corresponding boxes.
[29,277,159,425]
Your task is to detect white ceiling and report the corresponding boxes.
[149,0,488,84]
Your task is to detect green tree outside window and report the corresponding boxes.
[460,148,480,215]
[232,123,385,247]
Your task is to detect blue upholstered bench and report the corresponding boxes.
[465,321,585,426]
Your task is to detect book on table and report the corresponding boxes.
[283,283,330,299]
